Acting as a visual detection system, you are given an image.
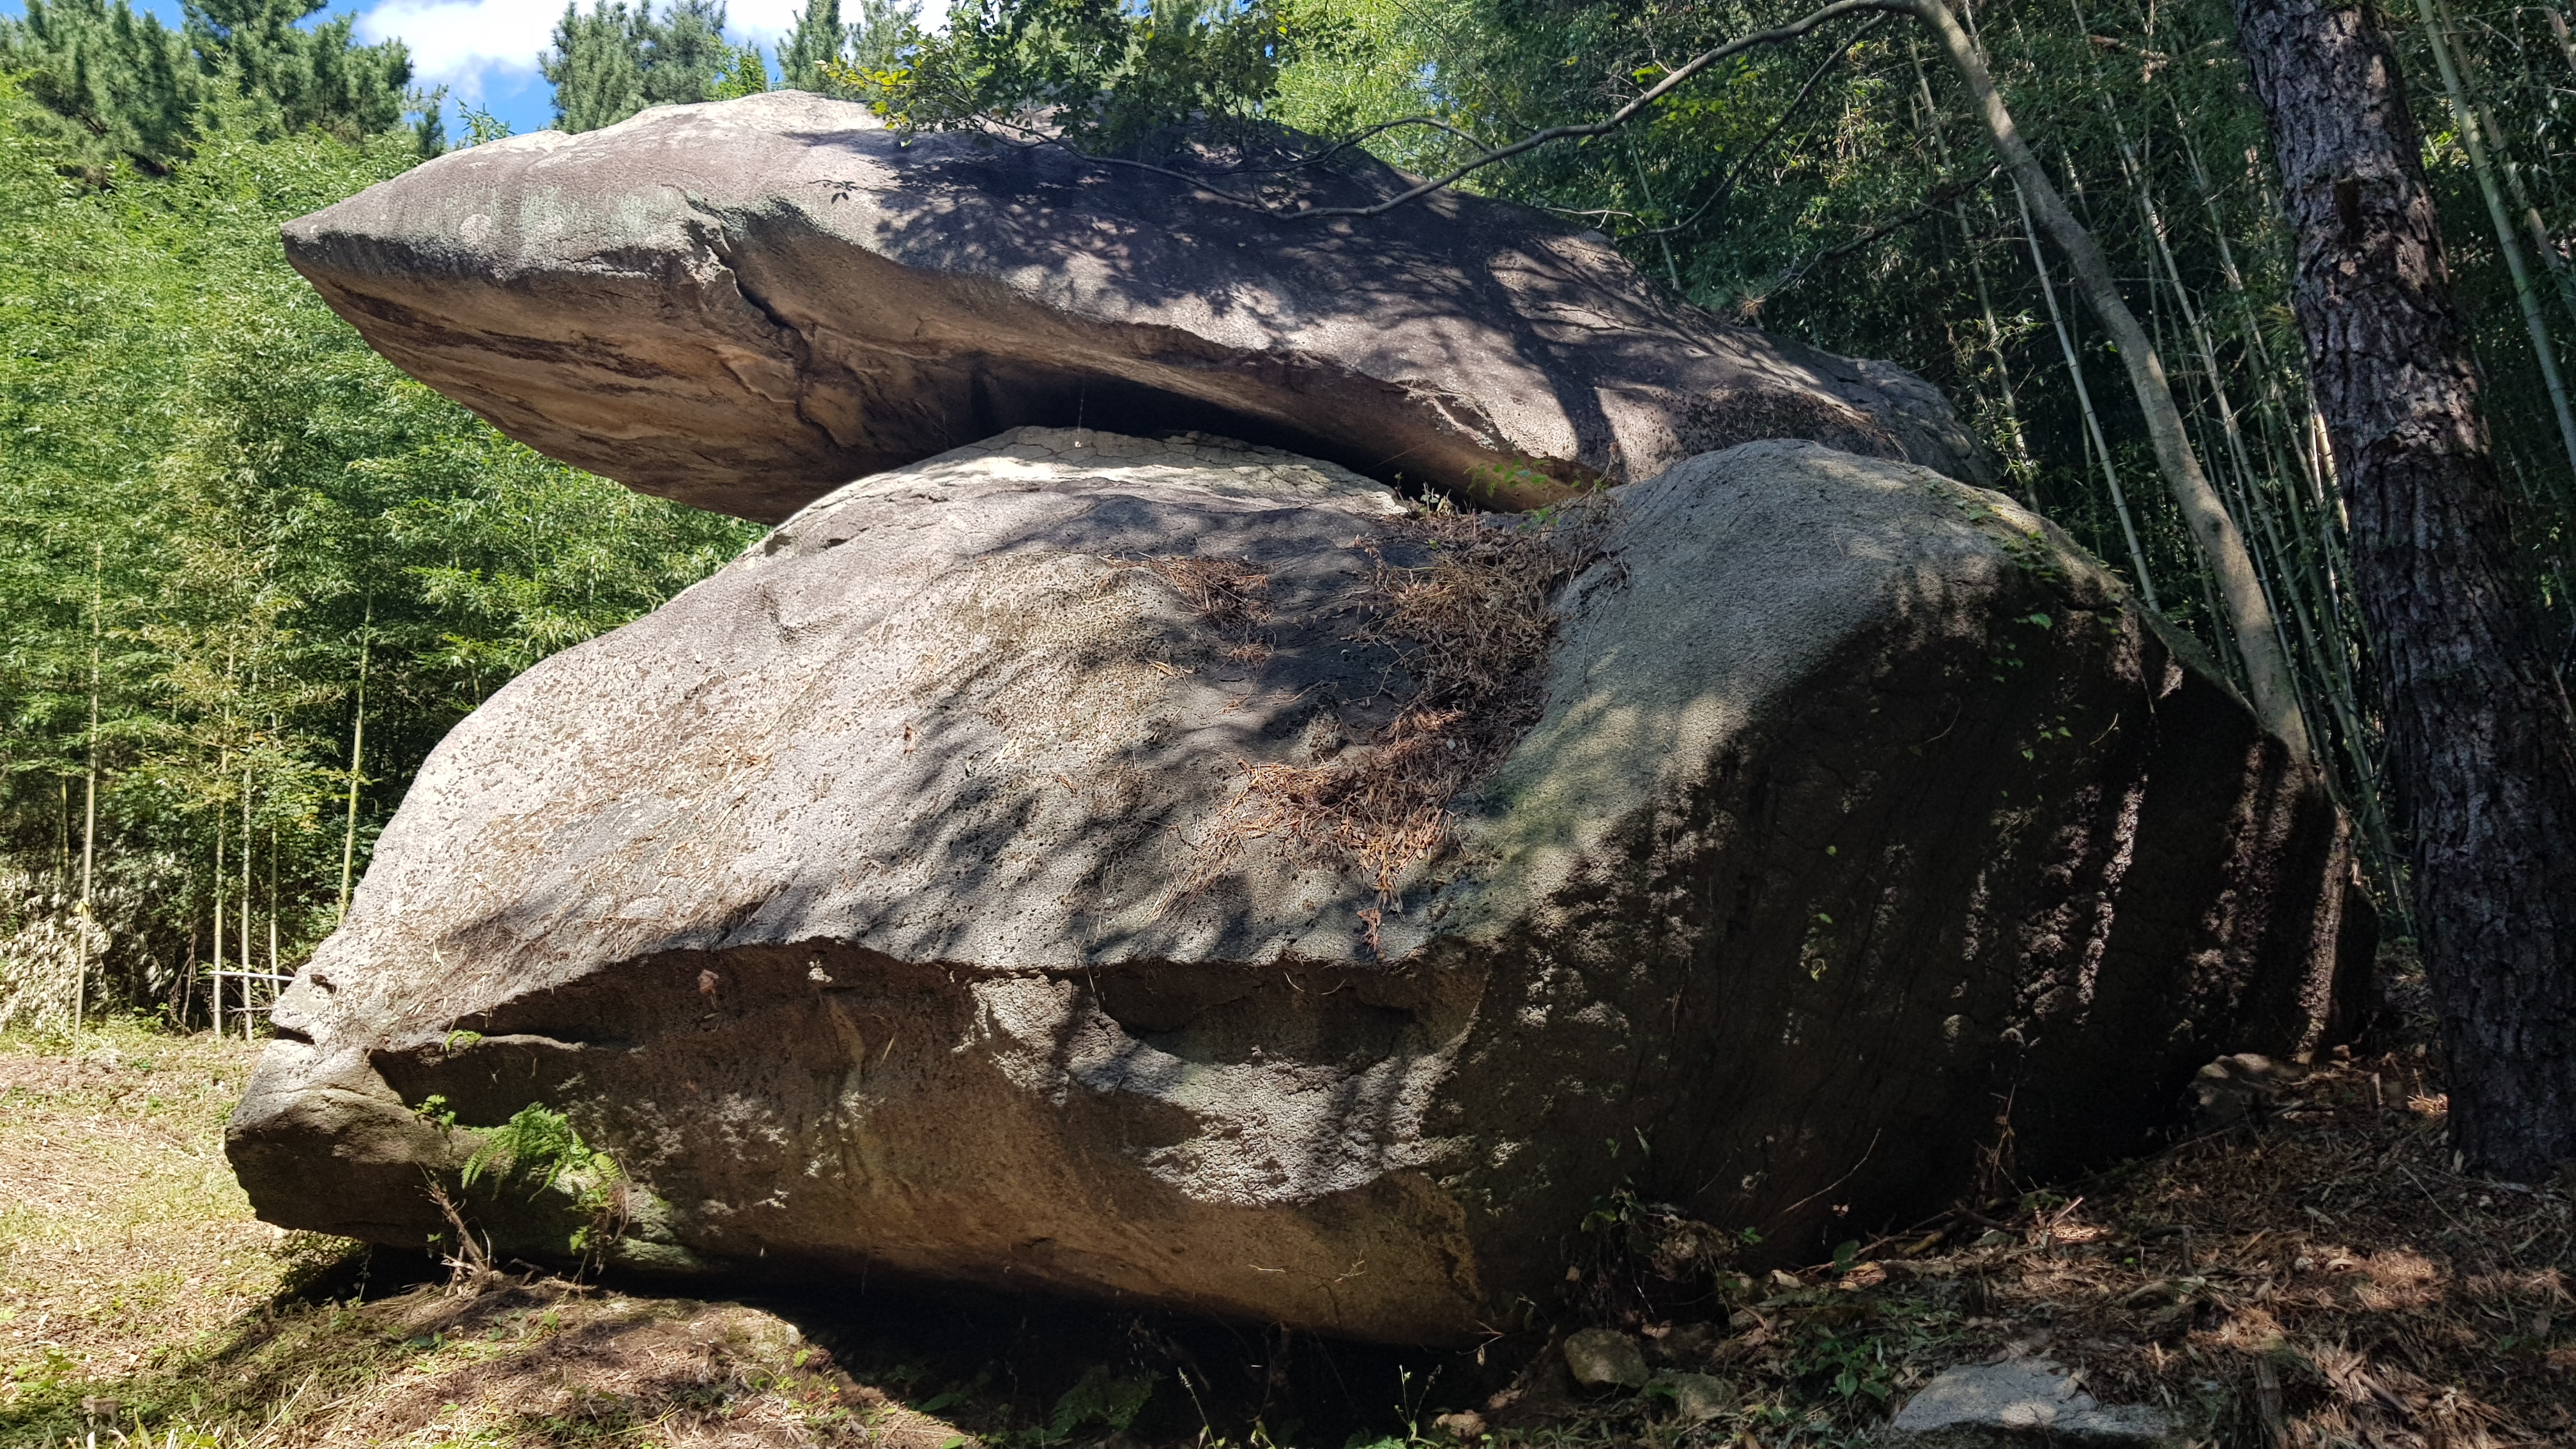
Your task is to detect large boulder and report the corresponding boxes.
[229,430,2365,1345]
[280,91,1984,523]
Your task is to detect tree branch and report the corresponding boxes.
[928,0,1912,220]
[1763,162,2002,296]
[1289,0,1918,220]
[1639,12,1892,239]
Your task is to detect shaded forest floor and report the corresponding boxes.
[1,1004,2570,1448]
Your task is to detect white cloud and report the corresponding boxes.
[355,0,562,99]
[726,0,806,41]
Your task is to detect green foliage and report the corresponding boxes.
[0,0,201,175]
[0,79,759,1022]
[713,42,772,99]
[461,1103,609,1197]
[1249,0,2576,890]
[0,0,431,174]
[779,0,847,91]
[790,0,923,106]
[543,0,744,131]
[1039,1365,1154,1442]
[459,1101,631,1260]
[542,1,649,132]
[641,0,735,107]
[457,103,512,147]
[869,0,1292,155]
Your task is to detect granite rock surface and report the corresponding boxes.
[281,91,1986,522]
[228,433,2365,1344]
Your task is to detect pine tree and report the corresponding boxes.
[543,2,648,133]
[2234,0,2576,1179]
[779,0,844,92]
[544,1,740,132]
[0,0,203,174]
[848,0,921,84]
[0,0,417,173]
[641,0,732,109]
[187,1,415,143]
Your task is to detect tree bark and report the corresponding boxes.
[2232,0,2576,1179]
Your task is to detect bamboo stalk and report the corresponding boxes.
[76,544,100,1034]
[341,615,371,916]
[2478,100,2576,332]
[2119,135,2334,745]
[240,753,251,1041]
[2165,96,2406,896]
[212,747,226,1038]
[2015,180,2161,609]
[1912,0,2314,761]
[1912,45,2039,500]
[2418,0,2576,505]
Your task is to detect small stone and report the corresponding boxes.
[1562,1328,1650,1390]
[1432,1410,1485,1441]
[1889,1357,2178,1445]
[2191,1053,2294,1124]
[1664,1372,1734,1424]
[1644,1320,1721,1367]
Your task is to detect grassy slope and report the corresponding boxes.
[0,1023,955,1448]
[1,1013,2571,1448]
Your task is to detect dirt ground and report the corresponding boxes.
[1,1000,2568,1448]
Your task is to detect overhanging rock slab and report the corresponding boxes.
[282,91,1986,521]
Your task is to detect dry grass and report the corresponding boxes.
[1128,556,1275,654]
[0,1022,279,1394]
[1171,510,1604,931]
[1516,1031,2574,1446]
[5,976,2564,1447]
[0,1022,956,1449]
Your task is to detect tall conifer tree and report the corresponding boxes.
[641,0,731,109]
[0,0,417,173]
[544,2,649,132]
[543,1,739,132]
[779,0,845,92]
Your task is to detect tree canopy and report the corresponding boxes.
[543,0,781,133]
[0,0,433,174]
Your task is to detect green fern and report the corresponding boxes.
[458,1104,631,1264]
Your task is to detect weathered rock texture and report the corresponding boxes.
[280,91,1984,522]
[229,432,2365,1345]
[1888,1356,2180,1444]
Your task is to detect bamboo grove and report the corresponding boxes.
[0,86,759,1032]
[6,0,2576,1027]
[1266,0,2576,923]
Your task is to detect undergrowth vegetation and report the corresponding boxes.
[4,976,2568,1447]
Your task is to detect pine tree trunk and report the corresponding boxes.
[2232,0,2576,1179]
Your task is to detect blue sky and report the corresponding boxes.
[0,1,892,140]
